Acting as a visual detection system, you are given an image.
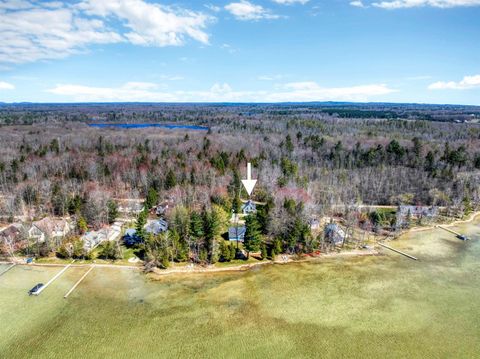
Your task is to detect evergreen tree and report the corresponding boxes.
[203,208,220,263]
[189,212,204,239]
[145,187,158,209]
[165,169,177,189]
[107,200,118,224]
[136,209,148,241]
[244,214,261,258]
[77,216,88,234]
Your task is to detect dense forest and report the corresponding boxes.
[0,103,479,266]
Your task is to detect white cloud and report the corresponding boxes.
[0,0,213,64]
[0,1,122,64]
[0,81,15,90]
[204,4,221,12]
[272,0,309,4]
[258,74,285,81]
[265,82,395,101]
[47,81,395,102]
[225,1,279,20]
[48,82,177,102]
[372,0,480,9]
[350,1,366,7]
[78,0,213,46]
[428,74,480,90]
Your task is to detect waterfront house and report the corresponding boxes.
[324,223,346,246]
[228,226,246,242]
[0,223,27,253]
[123,228,142,247]
[28,218,70,243]
[145,219,168,235]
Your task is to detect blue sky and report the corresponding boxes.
[0,0,479,104]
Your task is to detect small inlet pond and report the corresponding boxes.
[88,123,209,131]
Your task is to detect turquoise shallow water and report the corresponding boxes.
[0,219,479,358]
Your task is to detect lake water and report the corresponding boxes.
[1,219,479,358]
[88,123,209,131]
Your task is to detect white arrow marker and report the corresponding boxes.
[241,162,257,197]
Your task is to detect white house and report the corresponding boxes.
[28,218,70,243]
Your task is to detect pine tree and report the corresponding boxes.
[165,169,177,189]
[244,214,261,258]
[145,187,158,209]
[136,210,148,241]
[107,200,118,224]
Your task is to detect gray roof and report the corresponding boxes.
[241,200,256,213]
[145,219,168,235]
[228,226,246,241]
[124,228,137,237]
[398,206,438,217]
[324,223,345,245]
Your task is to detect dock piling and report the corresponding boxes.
[32,260,75,296]
[437,226,469,241]
[378,242,418,260]
[0,263,16,277]
[64,265,95,299]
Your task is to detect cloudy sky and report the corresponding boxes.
[0,0,479,104]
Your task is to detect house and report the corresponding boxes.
[82,229,108,251]
[308,218,320,230]
[0,223,27,253]
[28,218,70,243]
[241,200,256,215]
[155,202,170,216]
[228,226,246,242]
[324,223,345,246]
[398,205,438,218]
[82,220,123,251]
[116,199,144,215]
[145,219,168,235]
[123,228,142,247]
[0,223,23,242]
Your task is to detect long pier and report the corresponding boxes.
[64,265,95,299]
[437,225,469,240]
[0,263,16,276]
[378,243,418,260]
[33,260,75,296]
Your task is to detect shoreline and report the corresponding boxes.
[400,211,480,235]
[2,211,478,276]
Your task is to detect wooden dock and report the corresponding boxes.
[437,226,469,240]
[33,260,75,296]
[378,243,418,260]
[0,263,16,277]
[64,265,95,299]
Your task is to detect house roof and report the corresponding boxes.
[145,219,168,235]
[324,223,345,244]
[0,224,22,240]
[241,200,256,212]
[32,218,69,236]
[228,226,246,239]
[398,205,438,216]
[124,228,137,237]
